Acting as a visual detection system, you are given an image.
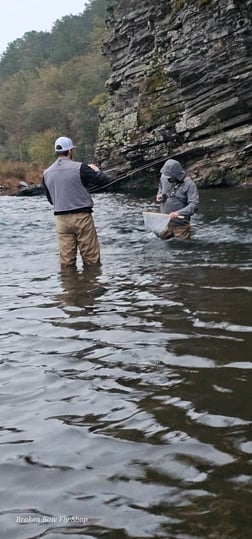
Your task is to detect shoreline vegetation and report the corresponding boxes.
[0,161,43,195]
[0,0,110,183]
[0,160,251,197]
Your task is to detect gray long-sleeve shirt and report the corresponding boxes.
[157,159,199,224]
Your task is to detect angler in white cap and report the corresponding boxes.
[43,136,110,268]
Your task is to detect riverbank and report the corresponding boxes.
[0,161,43,195]
[0,159,251,197]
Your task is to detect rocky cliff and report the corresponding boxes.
[95,0,252,189]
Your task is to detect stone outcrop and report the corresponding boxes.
[95,0,252,189]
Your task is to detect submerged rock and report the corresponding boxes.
[13,185,45,197]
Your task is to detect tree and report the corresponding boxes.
[0,32,52,80]
[0,0,111,163]
[28,128,57,167]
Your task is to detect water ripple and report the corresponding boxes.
[0,189,251,538]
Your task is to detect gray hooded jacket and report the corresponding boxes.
[157,159,199,223]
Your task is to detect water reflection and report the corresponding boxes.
[58,265,106,310]
[0,189,251,539]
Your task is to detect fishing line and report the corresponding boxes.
[89,154,170,193]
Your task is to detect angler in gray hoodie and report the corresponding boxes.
[156,159,199,239]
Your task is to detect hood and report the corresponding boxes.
[160,159,186,182]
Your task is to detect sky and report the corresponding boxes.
[0,0,88,56]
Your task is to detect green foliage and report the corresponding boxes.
[0,0,111,164]
[172,0,187,10]
[89,92,108,107]
[139,100,183,129]
[50,15,89,65]
[28,129,57,167]
[0,0,108,79]
[0,70,35,161]
[0,32,52,79]
[144,70,169,94]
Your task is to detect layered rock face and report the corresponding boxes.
[95,0,252,188]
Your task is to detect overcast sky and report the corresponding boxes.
[0,0,88,55]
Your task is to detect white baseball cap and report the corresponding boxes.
[54,136,76,152]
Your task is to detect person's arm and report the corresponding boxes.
[80,163,110,188]
[177,181,199,217]
[42,176,53,205]
[169,181,199,219]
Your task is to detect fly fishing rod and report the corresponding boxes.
[89,154,170,193]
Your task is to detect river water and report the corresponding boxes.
[0,187,251,539]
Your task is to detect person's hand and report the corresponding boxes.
[88,163,100,172]
[156,194,162,202]
[168,211,179,219]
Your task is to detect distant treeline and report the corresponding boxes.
[0,0,111,166]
